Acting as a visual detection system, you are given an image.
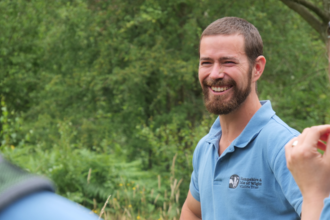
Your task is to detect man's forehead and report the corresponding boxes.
[200,34,244,46]
[199,34,246,57]
[200,34,244,45]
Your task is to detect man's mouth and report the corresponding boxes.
[210,86,232,92]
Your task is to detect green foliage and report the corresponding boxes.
[104,156,183,220]
[1,121,185,219]
[0,0,330,218]
[0,96,24,147]
[1,121,146,207]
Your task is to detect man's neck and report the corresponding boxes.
[218,94,261,155]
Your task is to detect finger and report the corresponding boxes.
[285,137,296,163]
[303,125,330,150]
[286,137,297,148]
[313,125,330,136]
[317,140,327,151]
[320,132,330,142]
[299,127,311,144]
[285,137,297,150]
[324,135,330,159]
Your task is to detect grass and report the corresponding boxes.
[97,155,183,220]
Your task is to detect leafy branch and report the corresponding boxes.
[280,0,329,41]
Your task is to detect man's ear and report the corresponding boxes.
[252,56,266,82]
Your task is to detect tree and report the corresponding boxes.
[280,0,330,80]
[280,0,329,41]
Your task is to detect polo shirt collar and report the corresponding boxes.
[206,100,276,149]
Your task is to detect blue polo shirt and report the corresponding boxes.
[321,197,330,220]
[190,100,303,219]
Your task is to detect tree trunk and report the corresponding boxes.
[280,0,330,81]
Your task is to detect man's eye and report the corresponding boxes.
[201,62,211,65]
[224,61,235,64]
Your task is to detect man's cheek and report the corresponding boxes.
[198,75,205,87]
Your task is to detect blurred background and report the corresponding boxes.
[0,0,329,219]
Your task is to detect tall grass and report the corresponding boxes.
[97,155,182,220]
[1,99,206,219]
[2,136,184,219]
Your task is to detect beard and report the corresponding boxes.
[202,68,252,115]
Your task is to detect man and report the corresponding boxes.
[180,17,303,219]
[285,125,330,220]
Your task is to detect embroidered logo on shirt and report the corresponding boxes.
[229,175,262,189]
[229,174,240,188]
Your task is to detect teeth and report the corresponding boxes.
[211,86,229,92]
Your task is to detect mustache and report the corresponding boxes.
[202,78,236,87]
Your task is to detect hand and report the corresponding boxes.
[285,125,330,220]
[285,125,330,200]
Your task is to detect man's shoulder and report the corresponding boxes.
[192,133,215,161]
[194,134,212,153]
[255,100,299,138]
[257,114,299,160]
[191,134,213,171]
[261,114,299,139]
[194,116,220,152]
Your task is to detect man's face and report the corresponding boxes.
[199,34,253,115]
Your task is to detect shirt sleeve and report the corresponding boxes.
[271,144,303,216]
[189,171,200,202]
[189,141,202,202]
[320,197,330,220]
[0,191,99,220]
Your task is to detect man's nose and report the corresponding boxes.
[209,63,225,79]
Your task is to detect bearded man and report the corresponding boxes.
[180,17,303,219]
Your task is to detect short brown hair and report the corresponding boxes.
[201,17,263,66]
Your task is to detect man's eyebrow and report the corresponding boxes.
[219,56,239,62]
[200,57,212,61]
[199,56,239,61]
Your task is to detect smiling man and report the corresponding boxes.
[180,17,303,219]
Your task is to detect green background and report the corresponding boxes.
[0,0,328,218]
